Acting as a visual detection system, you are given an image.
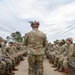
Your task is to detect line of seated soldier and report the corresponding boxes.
[45,38,75,75]
[0,37,27,75]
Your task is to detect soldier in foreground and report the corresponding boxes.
[24,21,48,75]
[62,38,75,75]
[0,37,6,75]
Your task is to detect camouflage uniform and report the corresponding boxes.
[21,45,27,57]
[50,43,59,65]
[0,37,6,75]
[62,38,75,75]
[53,40,65,67]
[46,44,54,63]
[55,45,67,72]
[13,44,20,65]
[45,43,51,59]
[17,45,24,61]
[6,42,18,71]
[24,21,48,75]
[0,48,6,75]
[2,44,15,75]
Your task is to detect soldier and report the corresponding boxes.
[0,37,6,75]
[17,44,24,61]
[21,44,27,57]
[24,21,48,75]
[45,43,52,59]
[50,40,59,66]
[54,40,66,72]
[62,38,75,75]
[2,40,15,75]
[6,42,18,71]
[13,42,21,66]
[53,40,65,66]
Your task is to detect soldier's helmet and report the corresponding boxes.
[0,36,3,42]
[29,21,39,27]
[66,37,73,43]
[4,40,7,44]
[54,40,59,44]
[58,40,65,45]
[9,42,13,45]
[59,40,63,43]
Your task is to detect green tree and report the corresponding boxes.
[10,31,23,43]
[6,36,10,42]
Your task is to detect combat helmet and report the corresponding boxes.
[66,37,73,43]
[0,36,3,42]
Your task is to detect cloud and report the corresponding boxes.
[0,0,75,42]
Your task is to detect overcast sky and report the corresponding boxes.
[0,0,75,43]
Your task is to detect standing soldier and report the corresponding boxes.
[24,21,48,75]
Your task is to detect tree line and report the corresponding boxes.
[6,31,23,43]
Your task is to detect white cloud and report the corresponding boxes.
[0,31,10,39]
[0,0,75,43]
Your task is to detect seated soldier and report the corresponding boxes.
[0,37,6,75]
[62,38,75,75]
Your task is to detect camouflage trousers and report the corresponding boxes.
[28,55,44,75]
[57,57,64,71]
[10,57,16,68]
[3,58,12,70]
[0,61,6,74]
[63,59,68,69]
[57,57,68,71]
[48,52,54,62]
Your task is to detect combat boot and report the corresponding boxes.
[21,58,24,61]
[62,73,68,75]
[12,66,18,71]
[13,67,18,71]
[48,60,54,64]
[51,64,57,67]
[54,68,59,71]
[9,69,15,74]
[58,69,63,72]
[62,68,68,75]
[5,70,12,75]
[0,74,5,75]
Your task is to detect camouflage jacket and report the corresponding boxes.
[67,44,75,62]
[0,48,2,61]
[24,29,48,55]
